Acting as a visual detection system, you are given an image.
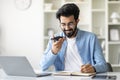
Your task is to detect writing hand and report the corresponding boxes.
[81,64,95,73]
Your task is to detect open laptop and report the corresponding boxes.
[0,56,51,77]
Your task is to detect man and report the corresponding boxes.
[40,3,107,73]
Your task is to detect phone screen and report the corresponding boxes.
[92,75,116,80]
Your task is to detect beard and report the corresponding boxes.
[63,26,77,38]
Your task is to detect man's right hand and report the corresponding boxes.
[51,37,65,55]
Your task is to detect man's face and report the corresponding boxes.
[60,15,79,38]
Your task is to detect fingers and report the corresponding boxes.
[53,38,65,50]
[53,42,61,49]
[52,36,65,47]
[81,64,95,73]
[51,36,65,54]
[81,64,90,73]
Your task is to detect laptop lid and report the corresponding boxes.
[0,56,37,77]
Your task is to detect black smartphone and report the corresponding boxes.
[51,36,63,42]
[92,75,116,80]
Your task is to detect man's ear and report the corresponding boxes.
[76,19,80,24]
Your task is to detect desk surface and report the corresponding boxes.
[0,69,120,80]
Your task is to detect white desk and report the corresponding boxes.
[0,69,120,80]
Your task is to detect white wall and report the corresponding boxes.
[0,0,43,71]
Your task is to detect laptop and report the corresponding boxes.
[0,56,51,77]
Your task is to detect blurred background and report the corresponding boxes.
[0,0,43,72]
[0,0,120,72]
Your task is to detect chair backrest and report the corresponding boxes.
[107,62,113,72]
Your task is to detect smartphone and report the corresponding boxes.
[92,75,116,80]
[51,36,63,42]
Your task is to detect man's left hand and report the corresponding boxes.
[81,64,95,73]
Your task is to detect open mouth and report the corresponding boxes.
[65,30,72,33]
[64,29,73,33]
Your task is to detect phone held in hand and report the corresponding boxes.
[51,36,64,42]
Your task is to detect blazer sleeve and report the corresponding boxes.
[91,35,108,73]
[40,39,57,71]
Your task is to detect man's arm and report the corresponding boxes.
[40,37,65,71]
[40,39,57,71]
[40,49,57,71]
[91,35,108,73]
[81,34,107,73]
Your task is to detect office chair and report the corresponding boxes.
[107,62,113,72]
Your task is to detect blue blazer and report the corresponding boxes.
[40,29,107,73]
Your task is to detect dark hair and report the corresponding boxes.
[56,3,80,21]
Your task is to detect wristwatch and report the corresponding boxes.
[14,0,32,10]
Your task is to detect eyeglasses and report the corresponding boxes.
[60,22,75,28]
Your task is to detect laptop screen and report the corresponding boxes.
[0,56,37,77]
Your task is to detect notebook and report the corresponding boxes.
[53,71,96,76]
[0,56,51,77]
